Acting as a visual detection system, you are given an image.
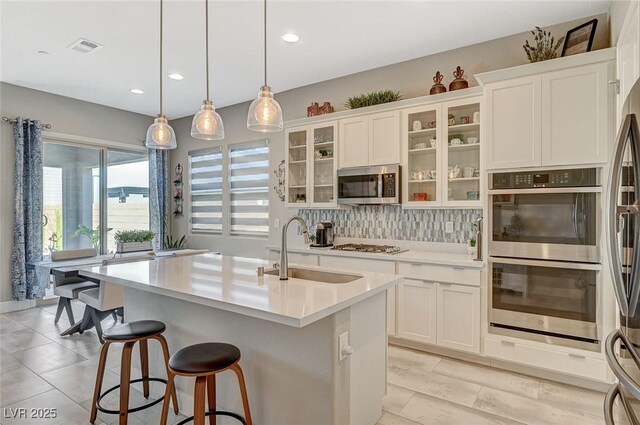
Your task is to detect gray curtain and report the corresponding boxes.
[12,119,44,300]
[149,149,169,251]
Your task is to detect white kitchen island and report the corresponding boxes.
[79,253,402,425]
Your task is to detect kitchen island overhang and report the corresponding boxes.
[79,254,402,425]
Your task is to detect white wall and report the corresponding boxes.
[609,0,634,45]
[169,13,609,259]
[0,82,153,301]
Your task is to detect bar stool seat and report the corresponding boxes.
[104,320,166,340]
[169,343,240,374]
[90,320,178,425]
[161,342,252,425]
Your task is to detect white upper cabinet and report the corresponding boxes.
[485,76,541,169]
[369,111,401,165]
[541,63,609,166]
[338,116,369,168]
[479,49,615,170]
[285,122,338,209]
[339,111,400,168]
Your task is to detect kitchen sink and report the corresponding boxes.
[264,267,361,284]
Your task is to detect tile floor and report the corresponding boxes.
[0,302,617,425]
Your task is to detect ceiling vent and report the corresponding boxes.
[68,38,103,54]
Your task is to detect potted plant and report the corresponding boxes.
[114,229,155,253]
[467,238,477,257]
[345,90,403,109]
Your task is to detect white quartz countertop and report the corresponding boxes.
[267,245,484,269]
[79,254,402,328]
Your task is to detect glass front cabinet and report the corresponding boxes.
[402,96,482,208]
[285,121,338,209]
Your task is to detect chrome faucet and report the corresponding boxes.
[279,216,310,280]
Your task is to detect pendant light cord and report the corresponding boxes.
[205,0,210,101]
[263,0,267,87]
[160,0,164,116]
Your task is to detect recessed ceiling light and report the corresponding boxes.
[130,88,144,95]
[168,73,184,80]
[282,33,300,43]
[37,50,50,55]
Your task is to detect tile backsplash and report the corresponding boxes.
[297,206,482,244]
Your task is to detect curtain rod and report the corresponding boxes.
[1,116,52,129]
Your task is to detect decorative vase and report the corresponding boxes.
[449,66,469,91]
[430,71,447,95]
[307,102,320,117]
[320,102,334,114]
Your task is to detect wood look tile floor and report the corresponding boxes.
[0,303,615,425]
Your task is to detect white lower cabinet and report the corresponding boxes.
[397,278,480,354]
[388,286,397,336]
[436,283,480,353]
[397,279,436,344]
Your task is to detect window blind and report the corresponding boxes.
[189,147,223,233]
[229,141,269,236]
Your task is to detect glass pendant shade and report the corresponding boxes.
[191,100,225,140]
[247,85,283,132]
[145,115,177,149]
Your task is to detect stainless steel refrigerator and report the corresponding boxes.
[605,77,640,424]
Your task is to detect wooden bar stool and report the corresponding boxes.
[89,320,179,425]
[160,342,252,425]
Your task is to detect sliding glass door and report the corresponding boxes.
[42,141,149,257]
[106,151,149,253]
[43,143,101,255]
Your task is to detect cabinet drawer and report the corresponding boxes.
[319,256,395,274]
[398,262,480,286]
[484,337,607,381]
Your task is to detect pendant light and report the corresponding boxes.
[190,0,224,140]
[146,0,177,150]
[246,0,283,132]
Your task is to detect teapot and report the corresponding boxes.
[448,165,460,179]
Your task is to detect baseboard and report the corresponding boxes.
[388,336,611,393]
[0,299,37,313]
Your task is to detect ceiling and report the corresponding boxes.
[1,0,610,119]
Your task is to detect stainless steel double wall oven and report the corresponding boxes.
[488,168,602,351]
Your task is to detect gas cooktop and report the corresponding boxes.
[331,243,408,255]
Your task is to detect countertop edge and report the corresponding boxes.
[266,245,484,269]
[79,266,403,328]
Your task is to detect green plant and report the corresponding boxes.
[72,225,111,250]
[468,238,477,247]
[164,234,188,250]
[523,27,565,63]
[507,213,525,235]
[114,229,155,244]
[345,90,402,109]
[162,218,188,249]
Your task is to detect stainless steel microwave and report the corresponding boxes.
[337,165,400,205]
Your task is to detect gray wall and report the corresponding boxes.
[169,13,609,258]
[0,82,152,301]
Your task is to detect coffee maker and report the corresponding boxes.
[313,222,334,247]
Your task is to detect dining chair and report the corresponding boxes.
[51,248,99,326]
[77,255,154,343]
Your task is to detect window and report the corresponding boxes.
[189,139,269,237]
[189,147,223,233]
[42,141,149,256]
[229,142,269,235]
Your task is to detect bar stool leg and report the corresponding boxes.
[231,364,253,425]
[139,339,150,398]
[89,341,111,424]
[193,376,207,425]
[154,334,179,413]
[118,341,135,425]
[159,371,176,425]
[206,374,216,425]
